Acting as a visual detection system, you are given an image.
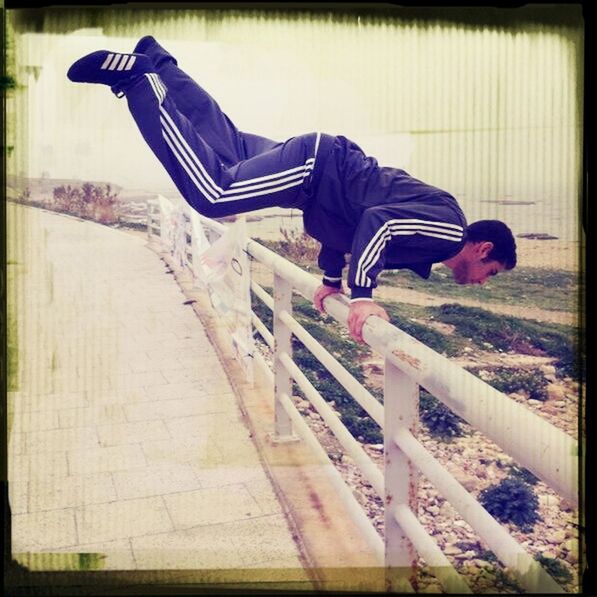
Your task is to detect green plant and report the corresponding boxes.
[479,477,541,531]
[419,390,466,440]
[508,465,540,486]
[535,554,573,584]
[383,304,460,356]
[486,367,549,401]
[432,303,582,378]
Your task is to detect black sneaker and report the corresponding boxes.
[67,50,153,90]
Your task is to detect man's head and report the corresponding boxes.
[444,220,517,285]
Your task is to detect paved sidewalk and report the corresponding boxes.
[7,205,304,574]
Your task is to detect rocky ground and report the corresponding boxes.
[285,363,581,593]
[253,299,582,592]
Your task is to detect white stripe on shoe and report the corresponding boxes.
[107,54,121,70]
[100,53,115,69]
[124,55,136,71]
[356,219,464,286]
[116,54,130,71]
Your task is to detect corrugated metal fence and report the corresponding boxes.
[6,6,583,239]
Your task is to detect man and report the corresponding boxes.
[67,36,516,343]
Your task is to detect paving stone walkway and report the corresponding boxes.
[7,205,303,573]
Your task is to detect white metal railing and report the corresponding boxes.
[147,198,578,593]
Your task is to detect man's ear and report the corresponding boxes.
[477,241,494,259]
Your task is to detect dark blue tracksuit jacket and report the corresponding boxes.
[122,42,467,300]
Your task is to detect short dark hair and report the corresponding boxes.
[466,220,517,269]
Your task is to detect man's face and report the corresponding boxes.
[450,242,506,285]
[451,258,504,285]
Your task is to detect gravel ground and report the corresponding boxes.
[257,338,581,593]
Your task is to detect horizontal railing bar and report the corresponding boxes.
[251,281,274,311]
[251,311,274,350]
[279,352,384,497]
[393,504,472,594]
[245,238,577,506]
[393,428,563,594]
[278,392,386,569]
[278,309,384,428]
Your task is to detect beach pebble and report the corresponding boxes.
[539,494,559,507]
[547,384,566,401]
[547,530,567,544]
[443,544,462,555]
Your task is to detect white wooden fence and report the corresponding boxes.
[148,198,577,593]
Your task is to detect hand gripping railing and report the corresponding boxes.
[148,200,578,593]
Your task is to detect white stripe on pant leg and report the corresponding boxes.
[229,159,315,188]
[160,116,220,202]
[161,125,307,207]
[100,53,114,69]
[217,175,308,202]
[160,114,220,201]
[152,73,168,100]
[124,55,137,71]
[159,107,224,196]
[144,73,164,105]
[162,112,310,203]
[162,130,219,204]
[141,74,217,203]
[150,74,165,103]
[161,107,310,205]
[159,102,319,198]
[150,73,166,102]
[154,88,319,205]
[222,164,314,196]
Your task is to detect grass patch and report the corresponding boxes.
[419,390,467,440]
[381,301,461,356]
[431,303,582,378]
[535,554,573,584]
[379,266,580,313]
[468,366,549,401]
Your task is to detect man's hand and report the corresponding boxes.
[347,300,390,343]
[314,284,344,313]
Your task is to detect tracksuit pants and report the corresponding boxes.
[123,57,326,218]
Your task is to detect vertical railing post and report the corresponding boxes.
[384,358,420,592]
[272,273,298,441]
